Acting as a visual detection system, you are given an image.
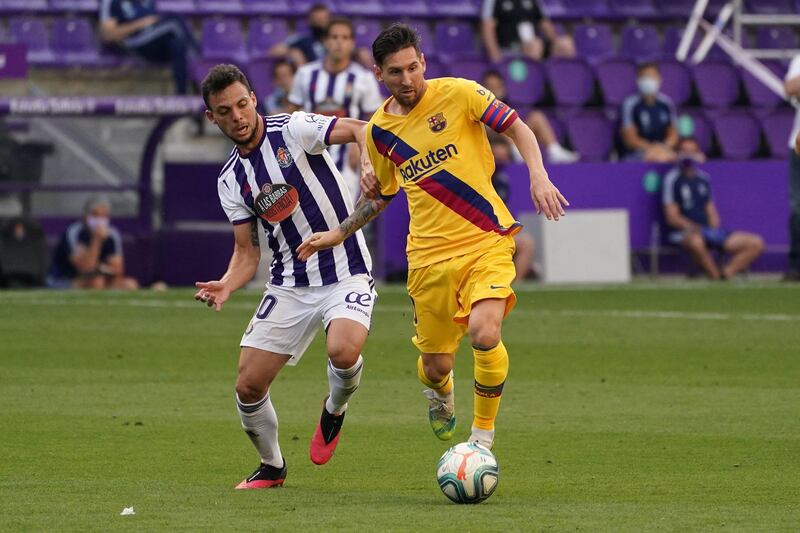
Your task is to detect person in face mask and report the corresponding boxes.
[48,195,139,289]
[662,138,764,280]
[621,62,679,162]
[267,4,331,66]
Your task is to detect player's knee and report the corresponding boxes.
[469,321,502,350]
[684,232,705,251]
[751,235,765,254]
[328,341,360,369]
[235,375,269,404]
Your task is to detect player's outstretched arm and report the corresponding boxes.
[297,195,388,261]
[194,218,261,311]
[327,119,380,198]
[503,119,569,221]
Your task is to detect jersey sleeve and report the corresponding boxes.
[286,111,338,154]
[786,55,800,81]
[457,78,519,133]
[366,122,400,201]
[661,168,679,205]
[218,168,255,225]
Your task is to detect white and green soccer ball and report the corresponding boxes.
[436,441,499,504]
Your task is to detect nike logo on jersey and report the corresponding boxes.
[386,143,397,156]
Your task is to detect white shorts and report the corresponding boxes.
[240,274,376,366]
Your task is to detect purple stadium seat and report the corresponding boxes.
[423,57,448,79]
[681,110,713,154]
[755,26,799,50]
[742,60,786,108]
[430,0,479,18]
[434,21,479,61]
[196,0,244,14]
[51,18,101,66]
[49,0,100,12]
[248,19,289,58]
[8,17,55,64]
[745,0,794,13]
[0,0,48,12]
[659,60,692,107]
[612,0,658,17]
[448,59,489,82]
[246,58,275,102]
[596,59,637,107]
[761,109,795,159]
[565,111,614,161]
[545,58,595,106]
[560,0,610,17]
[543,111,568,145]
[712,111,762,160]
[406,20,434,57]
[693,62,740,108]
[240,0,292,15]
[502,57,545,106]
[337,0,382,16]
[201,18,247,63]
[155,0,197,14]
[353,19,382,50]
[620,25,661,63]
[574,23,615,65]
[383,0,429,16]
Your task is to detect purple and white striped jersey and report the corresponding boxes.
[287,60,383,170]
[217,111,372,288]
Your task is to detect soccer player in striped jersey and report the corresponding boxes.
[287,17,384,203]
[298,24,568,451]
[195,64,375,489]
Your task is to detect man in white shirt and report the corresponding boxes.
[784,55,800,280]
[287,17,383,203]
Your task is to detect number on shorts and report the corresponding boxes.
[256,294,277,320]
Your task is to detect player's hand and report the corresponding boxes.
[530,173,569,221]
[360,152,380,200]
[194,280,230,312]
[297,229,345,261]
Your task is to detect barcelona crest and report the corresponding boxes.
[428,112,447,133]
[276,146,293,168]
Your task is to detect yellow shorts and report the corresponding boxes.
[406,236,517,354]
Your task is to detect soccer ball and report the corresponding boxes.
[436,441,499,504]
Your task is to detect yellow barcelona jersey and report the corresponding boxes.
[366,77,522,269]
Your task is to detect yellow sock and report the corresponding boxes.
[417,356,453,395]
[473,341,509,431]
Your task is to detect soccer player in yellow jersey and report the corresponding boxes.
[298,23,568,449]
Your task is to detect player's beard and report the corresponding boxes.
[230,117,260,147]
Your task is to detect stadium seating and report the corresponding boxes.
[565,111,614,161]
[693,62,741,108]
[611,0,658,18]
[761,109,795,159]
[573,23,615,65]
[201,18,247,64]
[247,18,289,58]
[545,58,596,106]
[433,20,480,61]
[8,16,55,64]
[501,57,546,107]
[619,25,661,63]
[712,111,762,160]
[741,61,786,109]
[595,58,637,107]
[659,60,692,107]
[746,0,795,14]
[353,18,382,50]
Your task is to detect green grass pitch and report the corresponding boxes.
[1,282,799,531]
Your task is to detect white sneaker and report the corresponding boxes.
[423,384,456,441]
[469,426,495,450]
[547,143,579,164]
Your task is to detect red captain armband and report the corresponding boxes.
[480,99,518,133]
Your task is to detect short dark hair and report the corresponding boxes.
[636,61,660,75]
[325,16,353,38]
[271,59,296,78]
[372,23,421,67]
[201,64,252,108]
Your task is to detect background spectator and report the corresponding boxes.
[490,135,537,283]
[49,195,139,289]
[482,70,577,163]
[621,63,678,162]
[480,0,575,63]
[269,3,331,66]
[784,53,800,281]
[662,138,764,280]
[99,0,199,94]
[263,59,296,115]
